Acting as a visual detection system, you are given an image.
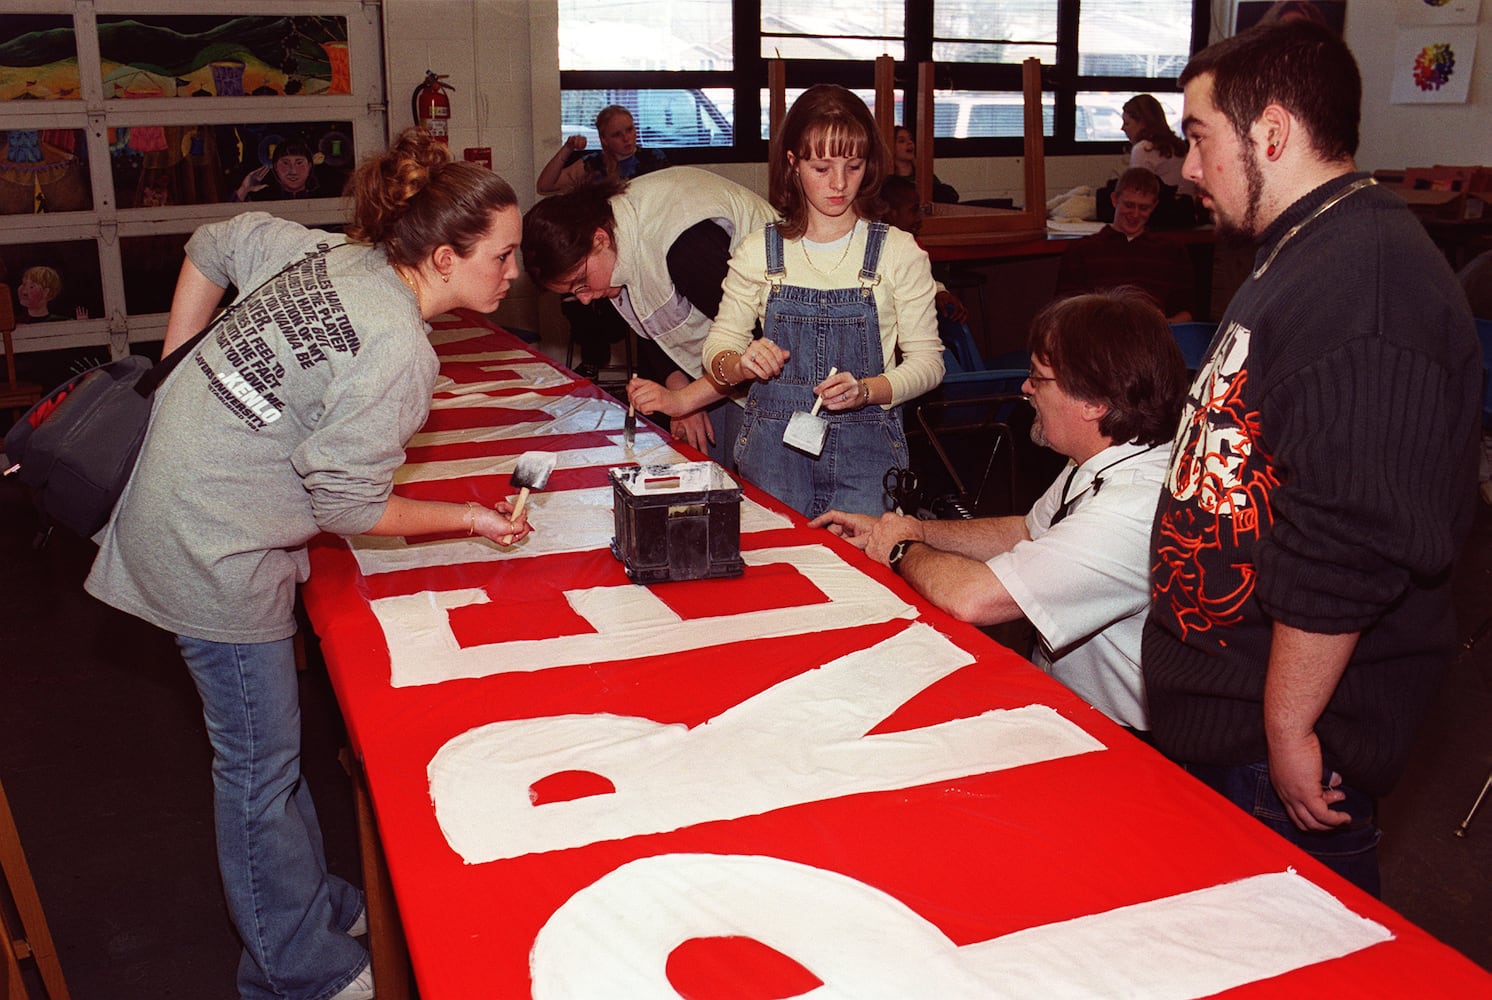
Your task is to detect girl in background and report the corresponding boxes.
[892,125,959,203]
[536,105,668,196]
[1120,94,1191,193]
[702,85,942,518]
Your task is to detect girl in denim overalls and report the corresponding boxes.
[702,85,944,518]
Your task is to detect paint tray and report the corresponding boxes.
[609,461,744,584]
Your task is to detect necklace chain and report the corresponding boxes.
[800,223,856,278]
[1252,177,1376,280]
[395,265,423,312]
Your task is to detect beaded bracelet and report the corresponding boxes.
[710,350,740,388]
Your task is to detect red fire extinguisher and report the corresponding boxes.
[412,70,454,144]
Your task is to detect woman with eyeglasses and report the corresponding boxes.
[522,166,777,465]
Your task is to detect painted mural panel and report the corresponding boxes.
[1,240,103,324]
[0,16,81,101]
[96,15,350,100]
[0,128,93,215]
[109,120,355,208]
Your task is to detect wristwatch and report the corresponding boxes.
[887,538,915,575]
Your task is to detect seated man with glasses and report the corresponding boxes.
[811,289,1187,733]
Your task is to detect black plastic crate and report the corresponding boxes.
[609,461,744,584]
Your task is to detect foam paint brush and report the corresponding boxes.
[504,450,557,542]
[782,366,838,457]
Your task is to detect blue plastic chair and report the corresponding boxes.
[1169,321,1219,372]
[914,368,1031,516]
[938,319,985,375]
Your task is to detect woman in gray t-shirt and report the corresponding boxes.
[86,129,530,1000]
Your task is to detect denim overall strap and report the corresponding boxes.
[734,220,910,518]
[858,221,889,288]
[764,223,786,286]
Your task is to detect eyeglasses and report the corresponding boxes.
[564,254,597,299]
[1025,373,1059,388]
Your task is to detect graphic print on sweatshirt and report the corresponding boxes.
[193,244,359,431]
[1152,321,1279,642]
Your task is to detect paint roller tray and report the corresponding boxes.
[609,461,744,584]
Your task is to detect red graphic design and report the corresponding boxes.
[1153,325,1278,641]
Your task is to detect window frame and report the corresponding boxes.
[556,0,1210,164]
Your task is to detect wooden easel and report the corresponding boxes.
[0,777,69,1000]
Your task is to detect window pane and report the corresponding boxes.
[108,121,356,208]
[560,1,732,71]
[1,15,80,101]
[933,0,1057,64]
[1077,91,1183,142]
[563,89,733,149]
[1077,0,1192,78]
[2,240,103,324]
[761,0,903,61]
[0,129,92,214]
[933,90,1054,139]
[758,88,899,139]
[97,16,351,98]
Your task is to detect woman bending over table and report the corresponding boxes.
[523,166,777,466]
[85,128,531,1000]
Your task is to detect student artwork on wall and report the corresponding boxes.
[0,241,103,324]
[108,120,355,209]
[96,15,350,99]
[0,129,92,215]
[1391,25,1479,102]
[1396,0,1482,24]
[0,16,80,101]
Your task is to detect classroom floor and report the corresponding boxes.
[1,471,1489,998]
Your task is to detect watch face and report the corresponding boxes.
[889,539,911,572]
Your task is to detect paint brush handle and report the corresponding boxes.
[509,487,532,525]
[808,367,839,417]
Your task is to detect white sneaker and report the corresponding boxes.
[331,964,374,1000]
[347,905,367,937]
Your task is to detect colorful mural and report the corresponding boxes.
[0,15,349,102]
[0,241,103,323]
[0,16,80,101]
[108,119,355,209]
[0,129,92,215]
[96,16,350,99]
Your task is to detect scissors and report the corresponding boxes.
[883,467,920,514]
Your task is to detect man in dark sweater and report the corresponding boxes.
[1055,167,1195,321]
[1143,20,1480,896]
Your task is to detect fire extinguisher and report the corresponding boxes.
[412,70,454,144]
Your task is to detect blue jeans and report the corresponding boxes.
[703,396,744,472]
[177,635,368,999]
[1183,760,1383,897]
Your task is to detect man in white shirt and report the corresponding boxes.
[810,289,1188,731]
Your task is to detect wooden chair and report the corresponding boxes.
[1,776,70,1000]
[1,287,43,428]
